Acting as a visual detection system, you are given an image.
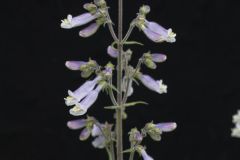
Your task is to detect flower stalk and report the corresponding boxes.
[116,0,124,159]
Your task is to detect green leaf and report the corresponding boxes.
[104,101,148,110]
[124,101,148,108]
[124,41,144,46]
[104,105,121,110]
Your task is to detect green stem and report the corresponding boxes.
[129,151,135,160]
[123,58,144,103]
[109,78,118,106]
[116,0,123,160]
[122,24,135,43]
[106,147,113,160]
[106,11,118,42]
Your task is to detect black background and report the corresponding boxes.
[1,0,240,160]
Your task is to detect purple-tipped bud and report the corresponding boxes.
[61,13,98,29]
[69,85,103,116]
[142,21,176,43]
[92,135,106,149]
[64,76,101,106]
[138,74,167,94]
[107,46,119,58]
[65,61,87,70]
[155,122,177,132]
[67,119,86,130]
[79,128,91,141]
[151,54,167,63]
[79,23,100,37]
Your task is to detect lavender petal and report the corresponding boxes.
[65,61,87,70]
[107,46,119,58]
[67,119,86,130]
[151,53,167,63]
[79,23,100,37]
[155,122,177,132]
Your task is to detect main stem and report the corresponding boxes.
[116,0,123,160]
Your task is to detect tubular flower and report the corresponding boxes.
[61,13,98,29]
[137,74,167,94]
[136,147,154,160]
[91,124,107,149]
[79,127,92,140]
[92,135,106,149]
[141,20,176,43]
[67,119,87,130]
[155,122,177,132]
[232,110,240,138]
[79,22,100,38]
[65,61,87,71]
[64,76,101,106]
[69,84,104,116]
[91,124,103,137]
[151,53,167,63]
[107,46,119,58]
[140,149,154,160]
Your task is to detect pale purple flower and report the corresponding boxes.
[79,23,100,37]
[140,149,154,160]
[65,61,87,70]
[92,135,106,149]
[151,53,167,63]
[61,13,98,29]
[142,20,176,43]
[64,76,100,106]
[67,119,86,130]
[91,124,106,149]
[138,74,167,94]
[91,124,103,137]
[69,85,103,116]
[107,46,119,58]
[79,128,91,140]
[155,122,177,132]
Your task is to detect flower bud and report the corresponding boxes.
[94,0,107,8]
[144,58,157,69]
[139,5,151,15]
[144,122,162,141]
[129,128,143,145]
[83,3,97,14]
[79,128,91,141]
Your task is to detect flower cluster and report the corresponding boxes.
[67,116,114,149]
[128,122,177,160]
[61,0,177,160]
[232,110,240,138]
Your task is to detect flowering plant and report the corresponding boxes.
[61,0,177,160]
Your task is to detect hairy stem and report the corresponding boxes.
[109,78,118,106]
[106,11,118,42]
[106,147,113,160]
[122,24,135,43]
[116,0,123,160]
[129,151,135,160]
[123,58,144,103]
